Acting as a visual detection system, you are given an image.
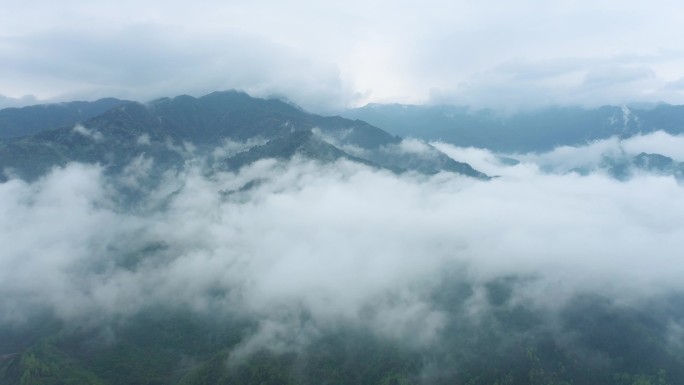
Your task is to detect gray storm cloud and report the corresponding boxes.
[2,134,684,352]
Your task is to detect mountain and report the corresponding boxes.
[3,92,684,385]
[0,91,486,182]
[223,129,377,171]
[0,92,684,385]
[342,103,684,153]
[0,102,185,181]
[602,152,684,180]
[222,129,485,177]
[0,98,130,139]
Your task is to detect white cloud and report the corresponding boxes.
[622,131,684,161]
[1,1,684,110]
[434,131,684,178]
[2,144,684,351]
[430,143,521,176]
[0,94,38,109]
[72,124,104,141]
[512,131,684,173]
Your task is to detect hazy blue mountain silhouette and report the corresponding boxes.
[0,98,130,139]
[343,103,684,152]
[0,91,486,181]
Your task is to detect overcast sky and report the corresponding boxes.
[1,0,684,111]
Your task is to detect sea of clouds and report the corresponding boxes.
[2,131,684,352]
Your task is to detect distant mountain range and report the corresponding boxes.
[0,91,486,182]
[0,98,131,140]
[342,103,684,153]
[5,92,684,184]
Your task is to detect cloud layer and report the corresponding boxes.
[1,1,684,110]
[2,133,684,352]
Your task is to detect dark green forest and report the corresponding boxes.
[2,282,683,385]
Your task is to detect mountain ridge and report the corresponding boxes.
[342,103,684,153]
[0,98,131,140]
[0,91,486,181]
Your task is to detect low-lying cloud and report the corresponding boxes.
[2,135,684,351]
